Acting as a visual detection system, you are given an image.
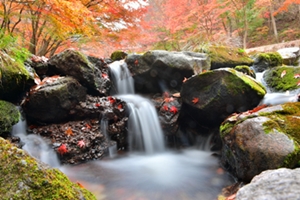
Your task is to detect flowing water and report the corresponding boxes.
[11,60,235,200]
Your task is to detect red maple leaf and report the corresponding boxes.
[183,77,188,83]
[77,140,85,148]
[117,103,123,110]
[163,105,169,111]
[95,103,101,107]
[108,96,116,104]
[134,59,139,66]
[169,106,178,114]
[57,144,68,155]
[65,127,74,137]
[294,74,300,78]
[85,123,91,129]
[192,97,199,104]
[165,97,174,103]
[102,73,108,79]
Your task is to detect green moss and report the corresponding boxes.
[226,68,266,96]
[0,100,20,135]
[220,121,235,138]
[234,65,256,78]
[262,120,282,134]
[0,138,97,200]
[256,52,283,67]
[264,66,300,92]
[206,46,253,67]
[111,50,127,61]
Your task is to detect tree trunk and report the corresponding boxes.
[270,3,278,42]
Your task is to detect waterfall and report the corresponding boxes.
[11,118,60,168]
[109,60,165,154]
[109,60,135,94]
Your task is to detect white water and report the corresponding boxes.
[11,119,60,168]
[256,72,300,105]
[109,60,135,94]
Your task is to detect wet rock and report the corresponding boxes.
[251,52,283,72]
[179,68,266,128]
[48,49,111,95]
[236,168,300,200]
[220,102,300,182]
[23,76,86,123]
[125,50,210,93]
[277,47,300,66]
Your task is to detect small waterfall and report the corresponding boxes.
[109,60,135,94]
[101,117,117,158]
[109,60,165,154]
[118,95,165,154]
[11,118,60,168]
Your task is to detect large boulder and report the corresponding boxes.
[263,66,300,92]
[179,68,266,128]
[0,137,96,199]
[198,46,253,70]
[23,76,86,123]
[0,100,20,136]
[221,102,300,182]
[48,49,110,95]
[125,50,210,93]
[236,168,300,200]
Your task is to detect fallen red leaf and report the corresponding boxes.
[108,96,116,104]
[164,97,174,103]
[65,127,74,137]
[57,144,68,155]
[248,104,268,114]
[163,105,168,111]
[134,59,139,65]
[95,103,101,107]
[169,106,178,114]
[102,73,108,79]
[77,140,85,148]
[192,97,199,104]
[294,74,300,78]
[183,77,188,83]
[117,103,123,110]
[77,182,85,188]
[85,123,91,129]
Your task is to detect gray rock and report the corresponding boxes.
[236,168,300,200]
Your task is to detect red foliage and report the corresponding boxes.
[65,127,74,136]
[248,104,268,114]
[77,140,85,148]
[57,144,68,155]
[192,97,199,104]
[117,103,123,110]
[102,73,108,79]
[108,96,116,104]
[163,105,169,111]
[95,103,101,107]
[169,106,178,114]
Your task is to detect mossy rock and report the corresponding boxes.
[0,53,33,100]
[255,52,283,67]
[0,138,97,200]
[264,66,300,92]
[0,100,20,136]
[198,46,253,70]
[220,102,300,181]
[111,50,127,61]
[234,65,256,78]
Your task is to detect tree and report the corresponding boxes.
[0,0,148,56]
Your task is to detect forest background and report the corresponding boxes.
[0,0,299,58]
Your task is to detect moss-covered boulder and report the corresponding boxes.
[221,102,300,182]
[110,50,127,61]
[263,66,300,92]
[252,52,283,72]
[0,49,33,101]
[48,49,110,95]
[197,46,253,70]
[0,100,20,136]
[0,137,96,199]
[179,68,266,128]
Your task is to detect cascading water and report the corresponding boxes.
[11,60,233,200]
[61,60,233,199]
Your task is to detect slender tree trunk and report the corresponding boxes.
[270,2,278,42]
